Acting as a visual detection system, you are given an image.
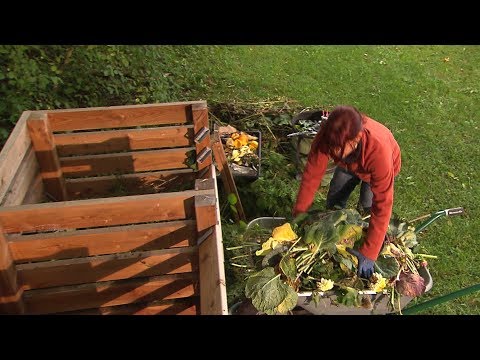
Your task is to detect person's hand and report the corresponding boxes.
[347,248,375,279]
[291,211,308,225]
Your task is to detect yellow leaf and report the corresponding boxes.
[238,133,249,146]
[249,141,259,150]
[339,263,349,273]
[255,239,273,256]
[369,273,387,292]
[276,297,293,314]
[255,237,278,256]
[317,278,334,291]
[336,244,358,267]
[271,223,298,242]
[233,139,243,148]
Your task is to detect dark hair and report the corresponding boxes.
[313,105,364,161]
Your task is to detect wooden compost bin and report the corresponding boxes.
[0,101,227,315]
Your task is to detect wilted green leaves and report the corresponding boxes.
[245,267,298,314]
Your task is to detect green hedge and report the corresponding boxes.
[0,45,196,146]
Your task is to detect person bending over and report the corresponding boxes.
[293,105,401,278]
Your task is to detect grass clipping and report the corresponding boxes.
[239,209,434,315]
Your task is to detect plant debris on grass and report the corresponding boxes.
[220,129,260,177]
[228,209,435,315]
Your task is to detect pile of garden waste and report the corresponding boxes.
[243,209,435,315]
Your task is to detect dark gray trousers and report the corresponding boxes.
[326,166,373,212]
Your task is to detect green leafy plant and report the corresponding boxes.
[241,209,435,314]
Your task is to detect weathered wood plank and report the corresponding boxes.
[58,298,199,315]
[198,165,228,315]
[0,189,213,234]
[60,147,195,178]
[54,125,194,156]
[27,115,68,201]
[0,111,32,204]
[0,226,24,314]
[9,220,197,263]
[192,103,212,171]
[46,101,205,131]
[65,169,196,200]
[212,130,246,222]
[18,247,199,290]
[1,147,39,206]
[21,174,45,205]
[195,195,217,233]
[24,272,199,314]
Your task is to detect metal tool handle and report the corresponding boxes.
[414,207,464,234]
[445,207,464,216]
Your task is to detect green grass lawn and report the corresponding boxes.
[166,45,480,314]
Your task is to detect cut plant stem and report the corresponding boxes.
[397,294,402,315]
[230,254,253,260]
[409,213,431,223]
[226,243,260,250]
[414,254,438,259]
[288,237,303,252]
[265,274,282,286]
[231,263,249,268]
[290,247,309,253]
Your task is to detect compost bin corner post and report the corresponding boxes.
[0,225,25,314]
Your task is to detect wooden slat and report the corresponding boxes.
[0,189,214,234]
[65,169,196,200]
[198,165,228,315]
[9,220,197,263]
[192,103,212,171]
[1,146,39,206]
[24,272,199,314]
[58,298,199,315]
[21,174,45,205]
[212,130,246,222]
[60,147,195,178]
[46,102,205,131]
[0,111,32,204]
[27,115,68,201]
[54,126,194,156]
[195,195,217,233]
[0,226,24,313]
[18,247,198,290]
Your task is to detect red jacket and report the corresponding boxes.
[294,115,401,261]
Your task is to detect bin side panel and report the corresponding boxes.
[0,111,33,204]
[65,170,196,200]
[59,148,195,178]
[54,126,194,157]
[47,103,198,131]
[9,220,197,263]
[23,272,199,314]
[1,146,41,206]
[18,247,199,290]
[0,190,213,234]
[58,297,200,315]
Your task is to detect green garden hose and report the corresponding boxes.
[414,207,464,234]
[401,283,480,314]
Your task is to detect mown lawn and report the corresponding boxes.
[165,45,479,315]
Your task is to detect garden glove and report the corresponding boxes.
[347,248,375,279]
